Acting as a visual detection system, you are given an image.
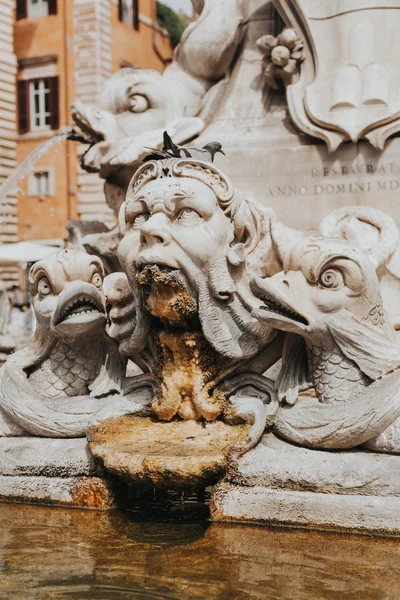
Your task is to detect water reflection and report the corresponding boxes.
[0,500,400,599]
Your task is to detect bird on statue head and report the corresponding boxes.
[144,131,225,163]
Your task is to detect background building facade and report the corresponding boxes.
[2,0,172,251]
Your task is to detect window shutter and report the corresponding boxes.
[48,0,57,15]
[17,80,30,134]
[118,0,123,22]
[49,77,60,131]
[16,0,27,20]
[133,0,139,30]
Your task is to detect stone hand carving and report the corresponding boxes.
[70,0,243,174]
[0,249,156,438]
[108,154,280,431]
[272,0,400,150]
[252,236,400,452]
[257,28,304,90]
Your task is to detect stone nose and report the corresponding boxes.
[140,214,172,247]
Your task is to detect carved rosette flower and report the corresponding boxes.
[257,28,304,90]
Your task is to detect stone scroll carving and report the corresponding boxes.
[272,0,400,151]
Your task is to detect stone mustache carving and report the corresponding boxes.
[252,236,400,453]
[0,249,155,438]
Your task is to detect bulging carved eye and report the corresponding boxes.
[132,212,150,227]
[92,272,103,288]
[319,269,344,289]
[38,277,52,297]
[177,208,201,222]
[129,95,149,113]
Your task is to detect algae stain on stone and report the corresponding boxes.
[152,331,224,422]
[136,265,225,423]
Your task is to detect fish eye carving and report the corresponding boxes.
[128,94,149,113]
[38,277,53,297]
[92,272,103,288]
[318,268,344,290]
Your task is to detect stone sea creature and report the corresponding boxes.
[69,0,243,172]
[0,249,156,437]
[252,237,400,452]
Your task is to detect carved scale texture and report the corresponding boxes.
[28,340,103,398]
[307,343,369,404]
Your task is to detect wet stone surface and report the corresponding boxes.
[88,416,249,490]
[1,498,400,599]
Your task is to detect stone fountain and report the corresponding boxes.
[4,0,400,536]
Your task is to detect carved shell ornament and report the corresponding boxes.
[257,28,304,90]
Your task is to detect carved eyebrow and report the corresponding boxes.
[125,200,148,216]
[28,266,53,290]
[164,188,195,212]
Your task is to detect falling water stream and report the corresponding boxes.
[0,131,69,206]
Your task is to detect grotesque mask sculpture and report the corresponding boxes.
[107,157,279,450]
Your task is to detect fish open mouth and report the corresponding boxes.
[259,297,309,326]
[251,279,309,328]
[55,294,105,326]
[70,105,104,144]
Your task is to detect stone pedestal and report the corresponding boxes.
[211,434,400,535]
[0,438,116,509]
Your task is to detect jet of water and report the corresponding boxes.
[0,131,69,205]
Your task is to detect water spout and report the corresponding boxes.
[0,131,69,205]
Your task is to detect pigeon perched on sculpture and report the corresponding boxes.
[144,131,225,163]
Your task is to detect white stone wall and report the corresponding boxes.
[0,0,19,288]
[73,0,115,227]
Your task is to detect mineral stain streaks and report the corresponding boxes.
[137,264,225,422]
[153,331,224,421]
[71,477,116,509]
[136,264,197,322]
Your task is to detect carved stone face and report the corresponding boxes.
[252,237,385,341]
[29,250,107,340]
[118,177,235,320]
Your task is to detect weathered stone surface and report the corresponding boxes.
[0,249,132,438]
[211,483,400,535]
[0,476,115,509]
[211,434,400,534]
[226,433,400,497]
[88,415,249,490]
[0,437,97,477]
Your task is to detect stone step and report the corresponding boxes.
[0,437,99,478]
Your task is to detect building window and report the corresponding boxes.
[17,77,59,134]
[16,0,57,19]
[28,0,48,18]
[30,79,50,130]
[118,0,139,30]
[33,172,50,197]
